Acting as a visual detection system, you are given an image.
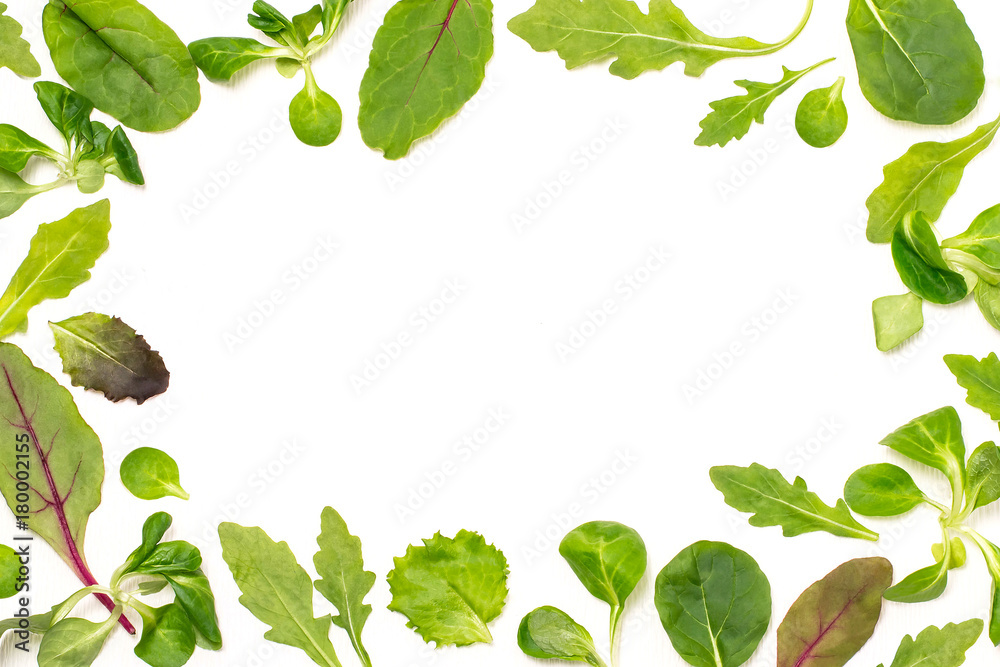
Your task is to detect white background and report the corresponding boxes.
[3,0,1000,665]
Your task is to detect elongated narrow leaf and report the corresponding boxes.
[0,200,111,339]
[866,113,1000,243]
[314,508,375,667]
[509,0,813,79]
[945,353,1000,422]
[777,557,892,667]
[884,559,950,603]
[188,37,284,82]
[880,407,966,487]
[710,464,878,541]
[696,58,833,148]
[880,619,983,667]
[872,293,923,351]
[518,607,606,667]
[219,522,341,667]
[359,0,494,159]
[0,125,59,173]
[0,3,40,77]
[655,541,771,667]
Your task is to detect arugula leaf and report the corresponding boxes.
[187,38,285,81]
[655,541,771,667]
[0,3,40,77]
[879,619,983,667]
[518,606,607,667]
[38,614,119,667]
[696,58,833,148]
[120,448,189,501]
[965,442,1000,511]
[508,0,813,79]
[891,211,969,305]
[313,507,374,667]
[942,204,1000,270]
[844,463,926,516]
[388,530,509,646]
[846,0,984,125]
[872,293,923,351]
[0,544,17,598]
[0,200,111,338]
[710,463,878,541]
[43,0,201,132]
[945,353,1000,422]
[51,313,170,404]
[0,125,59,173]
[219,522,342,667]
[796,77,848,148]
[359,0,494,159]
[777,558,892,667]
[866,112,1000,243]
[880,407,966,488]
[134,603,196,667]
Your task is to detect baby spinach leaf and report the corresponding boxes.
[388,529,508,646]
[844,463,926,516]
[359,0,494,159]
[187,37,285,82]
[0,200,111,339]
[942,204,1000,270]
[0,124,60,172]
[777,557,892,667]
[0,543,18,598]
[0,3,41,77]
[945,353,1000,424]
[965,442,1000,511]
[866,113,1000,243]
[313,507,374,667]
[50,313,170,404]
[846,0,984,125]
[38,614,118,667]
[655,541,771,667]
[891,211,969,305]
[290,73,342,147]
[134,603,196,667]
[696,58,833,148]
[872,293,923,351]
[879,619,983,667]
[517,606,606,667]
[164,570,222,651]
[508,0,813,79]
[710,463,878,541]
[884,558,951,603]
[796,77,848,148]
[880,407,966,487]
[43,0,201,132]
[120,448,189,501]
[219,522,342,667]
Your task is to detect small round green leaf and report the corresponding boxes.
[0,544,20,598]
[559,521,646,611]
[844,463,925,516]
[275,57,301,78]
[134,603,196,667]
[518,606,606,666]
[75,159,105,194]
[796,77,848,148]
[289,80,342,147]
[121,447,189,501]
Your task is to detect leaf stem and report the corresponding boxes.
[760,0,815,54]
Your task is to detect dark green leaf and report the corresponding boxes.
[134,603,196,667]
[33,81,93,144]
[164,569,222,651]
[132,541,202,576]
[108,126,144,185]
[891,211,968,305]
[117,512,173,578]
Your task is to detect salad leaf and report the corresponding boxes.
[710,463,878,541]
[120,448,189,501]
[0,125,58,174]
[0,544,18,598]
[187,37,283,81]
[846,0,984,125]
[884,558,951,603]
[945,353,1000,422]
[34,81,94,145]
[50,313,170,404]
[777,557,892,667]
[844,463,926,516]
[518,606,606,667]
[796,77,848,148]
[359,0,494,159]
[0,201,111,339]
[508,0,814,79]
[0,168,53,219]
[116,512,174,578]
[655,541,771,667]
[0,3,41,77]
[134,603,197,667]
[38,614,119,667]
[866,112,1000,243]
[108,126,145,185]
[942,204,1000,271]
[388,529,508,646]
[879,619,983,667]
[43,0,201,132]
[880,407,966,487]
[696,58,833,148]
[164,570,222,651]
[965,442,1000,511]
[975,281,1000,332]
[872,293,923,351]
[290,73,342,147]
[891,211,968,305]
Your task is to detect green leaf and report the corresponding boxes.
[38,615,116,667]
[880,406,966,487]
[508,0,813,79]
[969,536,1000,645]
[132,540,202,576]
[965,442,1000,511]
[117,512,173,578]
[932,538,966,569]
[275,57,301,78]
[710,463,879,541]
[34,81,94,144]
[50,313,170,404]
[872,293,923,351]
[0,588,89,637]
[846,0,984,126]
[0,124,59,173]
[164,570,222,651]
[293,4,323,42]
[881,619,983,667]
[696,58,833,148]
[866,113,1000,243]
[974,280,1000,332]
[313,507,374,667]
[0,168,49,220]
[884,559,950,603]
[796,77,848,148]
[108,126,144,185]
[891,211,968,305]
[138,579,170,596]
[120,448,188,501]
[249,1,295,36]
[844,463,926,516]
[359,0,494,159]
[945,352,1000,422]
[188,37,284,82]
[75,159,105,194]
[388,529,509,646]
[655,541,771,667]
[942,204,1000,271]
[290,75,342,147]
[219,522,342,667]
[0,200,111,339]
[517,606,607,667]
[0,3,41,77]
[0,543,18,598]
[777,558,892,667]
[134,603,196,667]
[43,0,201,132]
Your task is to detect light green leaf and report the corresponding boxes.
[37,615,117,667]
[942,204,1000,271]
[275,57,301,78]
[359,0,494,159]
[844,463,926,516]
[388,530,509,646]
[290,74,342,147]
[710,463,878,541]
[120,448,188,501]
[696,58,833,148]
[965,442,1000,511]
[75,159,105,194]
[891,211,969,305]
[0,543,18,598]
[0,3,41,77]
[0,168,51,220]
[884,559,951,603]
[880,407,966,486]
[134,603,196,667]
[872,293,923,351]
[517,606,607,667]
[0,124,59,173]
[974,280,1000,331]
[292,4,323,43]
[944,353,1000,423]
[0,200,111,339]
[881,619,983,667]
[968,535,1000,645]
[188,37,285,82]
[796,77,848,148]
[931,538,966,569]
[116,512,173,579]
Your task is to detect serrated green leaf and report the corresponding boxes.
[873,293,923,351]
[844,463,926,516]
[796,77,848,148]
[710,463,878,541]
[891,211,969,305]
[0,3,41,77]
[883,619,983,667]
[945,353,1000,422]
[517,606,607,667]
[881,407,966,487]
